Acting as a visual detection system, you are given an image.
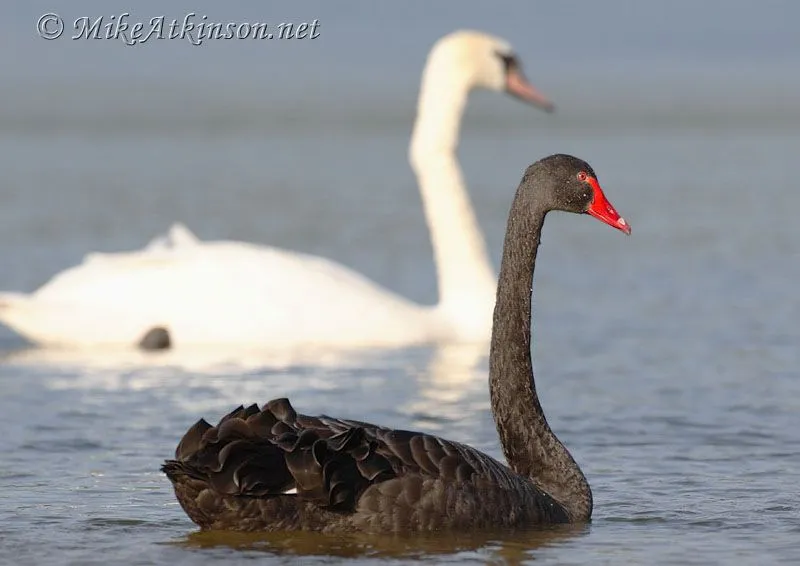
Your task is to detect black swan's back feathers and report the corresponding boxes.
[162,398,569,532]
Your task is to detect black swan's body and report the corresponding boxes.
[162,154,631,533]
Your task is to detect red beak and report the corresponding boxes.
[586,177,631,235]
[505,68,555,113]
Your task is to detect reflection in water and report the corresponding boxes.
[0,341,494,426]
[177,525,588,564]
[0,342,387,374]
[0,342,490,401]
[401,342,490,433]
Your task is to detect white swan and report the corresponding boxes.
[0,30,554,349]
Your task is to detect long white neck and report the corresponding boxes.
[408,64,496,338]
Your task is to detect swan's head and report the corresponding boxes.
[524,154,631,235]
[427,30,555,112]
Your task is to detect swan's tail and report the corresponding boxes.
[0,292,35,338]
[0,292,151,347]
[0,292,31,313]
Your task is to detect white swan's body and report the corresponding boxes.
[0,224,441,347]
[0,30,554,349]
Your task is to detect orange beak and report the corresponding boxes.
[505,68,555,113]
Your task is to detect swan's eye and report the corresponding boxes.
[577,171,589,182]
[496,52,518,72]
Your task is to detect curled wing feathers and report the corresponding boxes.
[163,398,520,511]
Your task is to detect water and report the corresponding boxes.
[2,1,800,564]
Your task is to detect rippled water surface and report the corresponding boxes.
[2,1,800,564]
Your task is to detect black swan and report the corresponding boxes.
[162,154,631,533]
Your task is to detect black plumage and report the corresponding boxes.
[162,154,630,533]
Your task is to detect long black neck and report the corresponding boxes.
[489,184,592,522]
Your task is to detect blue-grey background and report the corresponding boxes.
[1,1,798,564]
